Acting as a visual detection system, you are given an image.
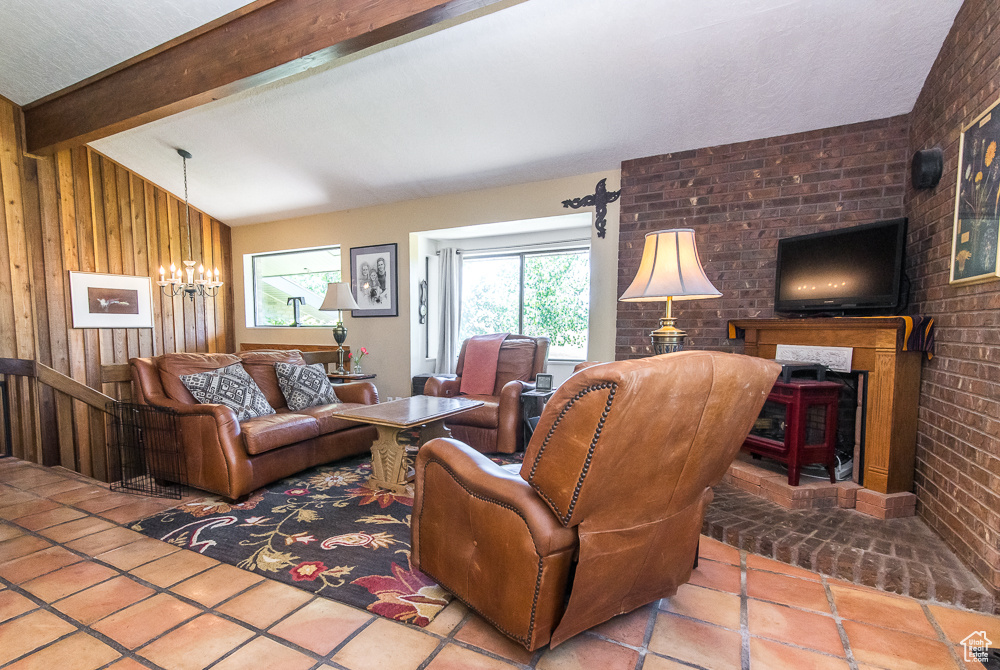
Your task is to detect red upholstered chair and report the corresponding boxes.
[412,351,781,650]
[423,335,548,453]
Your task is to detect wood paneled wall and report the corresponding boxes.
[0,95,234,480]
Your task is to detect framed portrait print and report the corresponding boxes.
[951,96,1000,285]
[69,272,154,328]
[350,243,398,317]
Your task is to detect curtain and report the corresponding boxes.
[435,248,461,374]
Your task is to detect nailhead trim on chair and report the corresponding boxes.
[527,382,618,525]
[417,458,544,648]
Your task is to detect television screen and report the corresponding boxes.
[774,218,907,313]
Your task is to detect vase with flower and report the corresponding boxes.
[353,347,368,374]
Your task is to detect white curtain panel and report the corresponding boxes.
[435,248,462,374]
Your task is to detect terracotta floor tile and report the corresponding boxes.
[745,554,824,582]
[661,584,742,630]
[20,560,118,601]
[454,614,535,665]
[747,600,845,657]
[217,579,313,629]
[0,609,78,664]
[38,515,116,543]
[425,644,518,670]
[699,536,741,565]
[0,491,40,508]
[3,473,67,490]
[0,522,25,542]
[332,617,440,670]
[830,583,938,639]
[0,534,52,562]
[0,589,37,622]
[65,526,146,556]
[648,612,742,670]
[53,576,156,625]
[95,537,179,570]
[103,659,153,670]
[50,486,113,505]
[211,635,317,670]
[641,655,701,670]
[0,498,60,520]
[588,604,653,646]
[128,547,217,587]
[423,599,468,636]
[171,563,264,606]
[5,631,121,670]
[927,604,1000,646]
[99,499,178,524]
[75,492,144,514]
[687,558,742,594]
[536,633,639,670]
[269,597,373,656]
[747,569,832,613]
[27,478,92,498]
[138,613,255,670]
[0,544,82,583]
[15,505,87,531]
[748,637,850,670]
[843,619,957,670]
[92,592,201,649]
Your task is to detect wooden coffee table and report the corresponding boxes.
[326,396,482,493]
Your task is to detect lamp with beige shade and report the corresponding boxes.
[319,282,360,374]
[620,229,721,354]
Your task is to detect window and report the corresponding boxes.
[460,248,590,360]
[251,246,341,326]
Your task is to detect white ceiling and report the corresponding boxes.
[2,0,963,226]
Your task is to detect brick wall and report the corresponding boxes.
[616,116,909,358]
[907,0,1000,596]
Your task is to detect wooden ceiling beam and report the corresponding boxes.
[23,0,515,155]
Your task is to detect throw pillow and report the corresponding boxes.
[180,362,275,421]
[274,362,341,411]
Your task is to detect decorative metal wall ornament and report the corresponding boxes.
[562,178,621,239]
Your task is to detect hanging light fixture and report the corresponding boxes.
[157,149,223,300]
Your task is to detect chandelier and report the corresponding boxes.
[157,149,223,300]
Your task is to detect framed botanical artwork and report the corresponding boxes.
[350,243,398,317]
[69,271,154,328]
[951,96,1000,284]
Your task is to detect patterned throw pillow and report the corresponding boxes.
[274,362,341,411]
[180,363,275,421]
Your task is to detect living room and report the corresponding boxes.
[1,1,999,669]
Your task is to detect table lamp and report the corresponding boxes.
[319,282,360,373]
[619,229,722,354]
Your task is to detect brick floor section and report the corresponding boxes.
[704,482,997,614]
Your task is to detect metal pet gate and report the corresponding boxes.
[107,402,187,499]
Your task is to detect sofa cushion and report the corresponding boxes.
[274,362,341,411]
[158,353,242,403]
[180,362,275,421]
[448,394,500,428]
[240,413,320,455]
[295,403,367,434]
[238,350,307,410]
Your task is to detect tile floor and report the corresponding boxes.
[1,457,999,670]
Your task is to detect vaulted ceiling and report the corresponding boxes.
[0,0,963,225]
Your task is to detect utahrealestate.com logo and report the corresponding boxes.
[960,631,994,665]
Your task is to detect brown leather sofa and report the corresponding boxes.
[412,351,781,650]
[423,335,548,453]
[130,350,378,500]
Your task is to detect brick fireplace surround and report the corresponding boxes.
[616,0,1000,608]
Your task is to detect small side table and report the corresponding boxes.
[521,389,555,448]
[328,372,376,385]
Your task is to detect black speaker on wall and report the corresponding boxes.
[911,147,943,189]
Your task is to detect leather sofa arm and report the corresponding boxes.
[141,393,239,426]
[333,381,379,405]
[424,376,461,397]
[414,438,577,556]
[495,380,530,453]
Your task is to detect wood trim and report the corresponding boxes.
[23,0,519,154]
[101,364,132,384]
[36,363,115,411]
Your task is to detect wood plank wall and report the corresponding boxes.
[0,95,234,479]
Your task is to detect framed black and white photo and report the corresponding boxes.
[350,243,398,317]
[69,271,154,329]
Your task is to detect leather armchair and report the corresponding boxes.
[413,351,781,650]
[424,335,548,453]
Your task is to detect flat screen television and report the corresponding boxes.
[774,218,907,314]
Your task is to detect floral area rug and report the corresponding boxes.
[131,452,521,627]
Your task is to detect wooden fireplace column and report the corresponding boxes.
[730,318,923,494]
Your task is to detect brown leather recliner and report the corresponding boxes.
[130,350,379,500]
[412,351,781,650]
[423,335,548,453]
